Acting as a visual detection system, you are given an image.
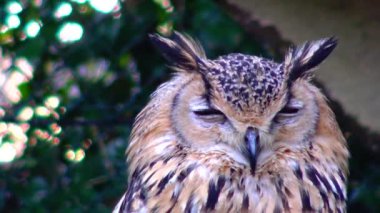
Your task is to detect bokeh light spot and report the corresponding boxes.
[89,0,118,13]
[0,122,7,134]
[44,96,60,109]
[57,22,83,43]
[19,123,30,132]
[34,129,51,141]
[0,143,17,163]
[24,20,41,38]
[8,123,27,143]
[6,15,21,29]
[17,106,34,121]
[65,149,75,161]
[32,0,43,7]
[54,2,73,18]
[15,57,34,78]
[75,148,85,162]
[157,21,173,36]
[83,139,92,149]
[35,106,50,117]
[49,123,62,135]
[0,108,5,118]
[153,0,174,13]
[71,0,87,3]
[51,137,60,145]
[6,1,23,14]
[64,148,86,162]
[0,25,10,33]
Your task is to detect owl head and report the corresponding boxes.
[147,32,339,173]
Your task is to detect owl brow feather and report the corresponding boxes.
[286,37,337,83]
[170,32,206,59]
[150,32,219,109]
[149,31,208,73]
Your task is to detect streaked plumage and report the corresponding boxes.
[114,32,349,212]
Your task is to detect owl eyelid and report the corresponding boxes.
[193,108,224,116]
[278,99,303,115]
[193,107,227,124]
[278,106,300,114]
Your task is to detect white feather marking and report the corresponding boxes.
[288,159,299,170]
[203,143,249,165]
[172,183,182,201]
[327,176,338,193]
[195,166,210,179]
[152,135,174,154]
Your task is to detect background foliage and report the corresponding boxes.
[0,0,378,212]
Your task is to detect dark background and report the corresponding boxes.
[0,0,379,212]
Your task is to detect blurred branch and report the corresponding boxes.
[86,175,109,187]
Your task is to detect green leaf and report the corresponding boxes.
[18,82,31,100]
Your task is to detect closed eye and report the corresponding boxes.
[278,98,303,115]
[193,108,224,116]
[275,98,303,124]
[193,108,226,123]
[278,106,300,114]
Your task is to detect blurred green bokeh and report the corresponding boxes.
[0,0,378,212]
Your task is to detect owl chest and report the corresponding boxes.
[126,151,345,213]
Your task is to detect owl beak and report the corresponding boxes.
[244,127,259,175]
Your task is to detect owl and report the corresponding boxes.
[114,32,349,212]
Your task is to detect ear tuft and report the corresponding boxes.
[285,37,337,81]
[149,31,206,72]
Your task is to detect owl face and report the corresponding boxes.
[150,32,337,173]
